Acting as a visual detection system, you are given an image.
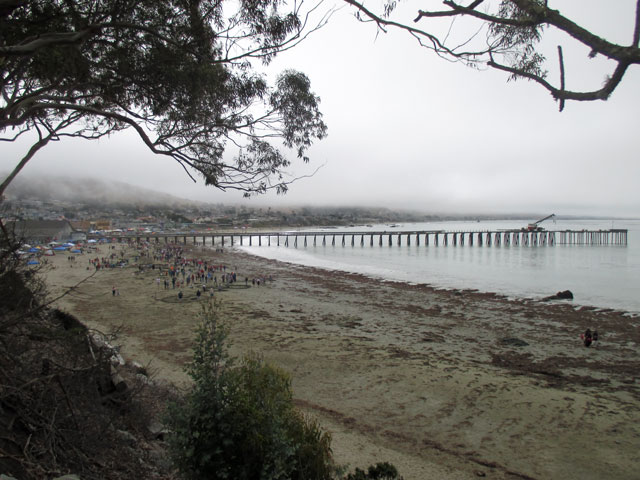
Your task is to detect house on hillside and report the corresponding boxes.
[70,220,91,232]
[91,219,112,231]
[8,220,75,244]
[69,221,90,242]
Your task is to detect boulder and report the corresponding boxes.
[543,290,574,301]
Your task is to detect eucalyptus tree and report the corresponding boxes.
[344,0,640,111]
[0,0,330,197]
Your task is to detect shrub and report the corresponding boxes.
[166,301,333,480]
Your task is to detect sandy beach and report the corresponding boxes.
[43,242,639,480]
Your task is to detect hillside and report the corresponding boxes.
[3,174,200,208]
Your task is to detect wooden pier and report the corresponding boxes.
[98,229,628,248]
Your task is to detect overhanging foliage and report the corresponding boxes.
[0,0,330,196]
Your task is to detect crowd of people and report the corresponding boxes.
[64,239,276,302]
[88,245,130,270]
[125,242,273,301]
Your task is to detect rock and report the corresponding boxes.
[89,332,124,365]
[556,290,574,299]
[543,290,574,301]
[499,337,529,347]
[115,429,137,446]
[130,361,147,375]
[1,475,20,480]
[89,331,108,349]
[52,475,81,480]
[110,366,128,392]
[148,419,169,440]
[110,351,125,366]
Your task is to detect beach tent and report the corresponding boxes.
[28,247,40,253]
[63,242,75,247]
[44,250,55,256]
[27,260,39,265]
[71,249,82,253]
[87,239,97,243]
[53,246,67,251]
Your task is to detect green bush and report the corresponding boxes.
[166,302,333,480]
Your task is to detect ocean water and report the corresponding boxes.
[238,219,640,314]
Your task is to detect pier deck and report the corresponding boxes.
[98,229,628,248]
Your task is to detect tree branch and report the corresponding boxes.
[0,29,98,55]
[557,45,565,112]
[488,56,629,102]
[0,129,53,198]
[346,0,640,107]
[633,0,640,47]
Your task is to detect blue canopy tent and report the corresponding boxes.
[27,260,39,265]
[53,246,67,251]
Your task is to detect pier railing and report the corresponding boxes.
[94,229,628,248]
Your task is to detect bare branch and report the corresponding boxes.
[557,45,565,112]
[634,0,640,47]
[346,0,640,107]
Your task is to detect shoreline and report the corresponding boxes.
[239,247,640,319]
[235,237,640,315]
[45,243,640,479]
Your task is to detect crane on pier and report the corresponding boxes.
[527,214,556,231]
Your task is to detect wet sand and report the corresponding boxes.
[45,243,640,479]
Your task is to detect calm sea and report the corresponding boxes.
[238,219,640,314]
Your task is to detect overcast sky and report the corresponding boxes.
[3,1,639,217]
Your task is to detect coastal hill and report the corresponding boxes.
[1,174,541,228]
[3,173,196,208]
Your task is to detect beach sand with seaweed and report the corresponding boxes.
[45,243,640,479]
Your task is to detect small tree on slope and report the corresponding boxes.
[166,301,334,480]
